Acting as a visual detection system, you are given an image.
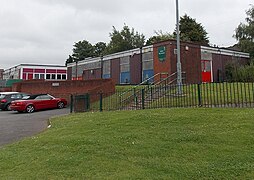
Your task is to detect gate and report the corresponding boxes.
[70,94,90,113]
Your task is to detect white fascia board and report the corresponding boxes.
[67,45,154,68]
[142,45,153,53]
[67,57,101,67]
[201,46,250,58]
[103,48,140,61]
[20,65,67,70]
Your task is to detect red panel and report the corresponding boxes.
[57,69,67,74]
[28,73,33,80]
[34,69,45,73]
[23,68,33,73]
[201,60,212,83]
[202,72,212,83]
[23,73,27,80]
[46,69,56,73]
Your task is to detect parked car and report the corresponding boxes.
[0,92,29,111]
[10,94,67,113]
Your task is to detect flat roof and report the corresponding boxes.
[4,64,66,71]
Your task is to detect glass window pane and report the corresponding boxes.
[46,74,50,79]
[40,74,45,79]
[57,74,61,80]
[51,74,56,79]
[205,61,211,71]
[62,74,67,80]
[34,74,39,79]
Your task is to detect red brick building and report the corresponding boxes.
[67,40,250,84]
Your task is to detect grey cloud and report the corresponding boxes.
[0,0,253,69]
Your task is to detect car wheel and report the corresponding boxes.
[57,102,64,109]
[6,104,11,111]
[26,105,35,113]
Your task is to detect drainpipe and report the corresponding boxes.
[140,47,143,83]
[100,56,103,79]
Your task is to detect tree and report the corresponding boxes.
[94,42,107,56]
[106,25,145,54]
[72,40,95,61]
[65,55,74,66]
[146,30,173,45]
[234,5,254,59]
[174,14,209,45]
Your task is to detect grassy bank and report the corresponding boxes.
[1,108,254,179]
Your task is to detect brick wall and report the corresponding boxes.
[0,87,12,92]
[212,54,249,82]
[130,53,142,84]
[111,58,120,84]
[12,79,115,103]
[153,41,171,83]
[153,40,202,84]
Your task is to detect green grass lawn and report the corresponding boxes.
[1,108,254,179]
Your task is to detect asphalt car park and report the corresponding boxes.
[0,108,69,147]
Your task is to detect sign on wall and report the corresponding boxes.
[158,46,166,62]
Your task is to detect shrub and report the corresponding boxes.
[225,62,254,82]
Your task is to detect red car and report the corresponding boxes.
[10,94,67,113]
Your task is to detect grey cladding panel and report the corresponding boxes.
[103,61,110,74]
[120,64,130,72]
[77,64,85,76]
[84,62,101,70]
[143,61,153,70]
[142,52,153,61]
[72,66,76,76]
[120,56,130,64]
[201,51,212,60]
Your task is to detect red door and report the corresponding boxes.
[201,60,212,83]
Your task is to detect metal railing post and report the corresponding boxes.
[70,94,73,113]
[87,94,90,111]
[141,88,145,109]
[197,83,202,107]
[99,93,103,112]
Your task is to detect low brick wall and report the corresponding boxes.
[12,79,115,104]
[0,87,12,92]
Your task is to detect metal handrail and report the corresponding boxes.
[119,72,168,97]
[119,72,186,109]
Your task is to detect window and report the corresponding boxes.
[120,56,130,73]
[40,74,45,79]
[35,95,52,100]
[205,61,211,71]
[46,74,51,79]
[62,74,67,80]
[10,94,22,99]
[57,74,61,80]
[34,74,40,79]
[51,74,56,79]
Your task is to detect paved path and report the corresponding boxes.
[0,108,69,147]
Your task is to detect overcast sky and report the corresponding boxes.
[0,0,253,69]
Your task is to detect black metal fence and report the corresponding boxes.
[70,82,254,112]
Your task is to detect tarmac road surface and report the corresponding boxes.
[0,108,69,147]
